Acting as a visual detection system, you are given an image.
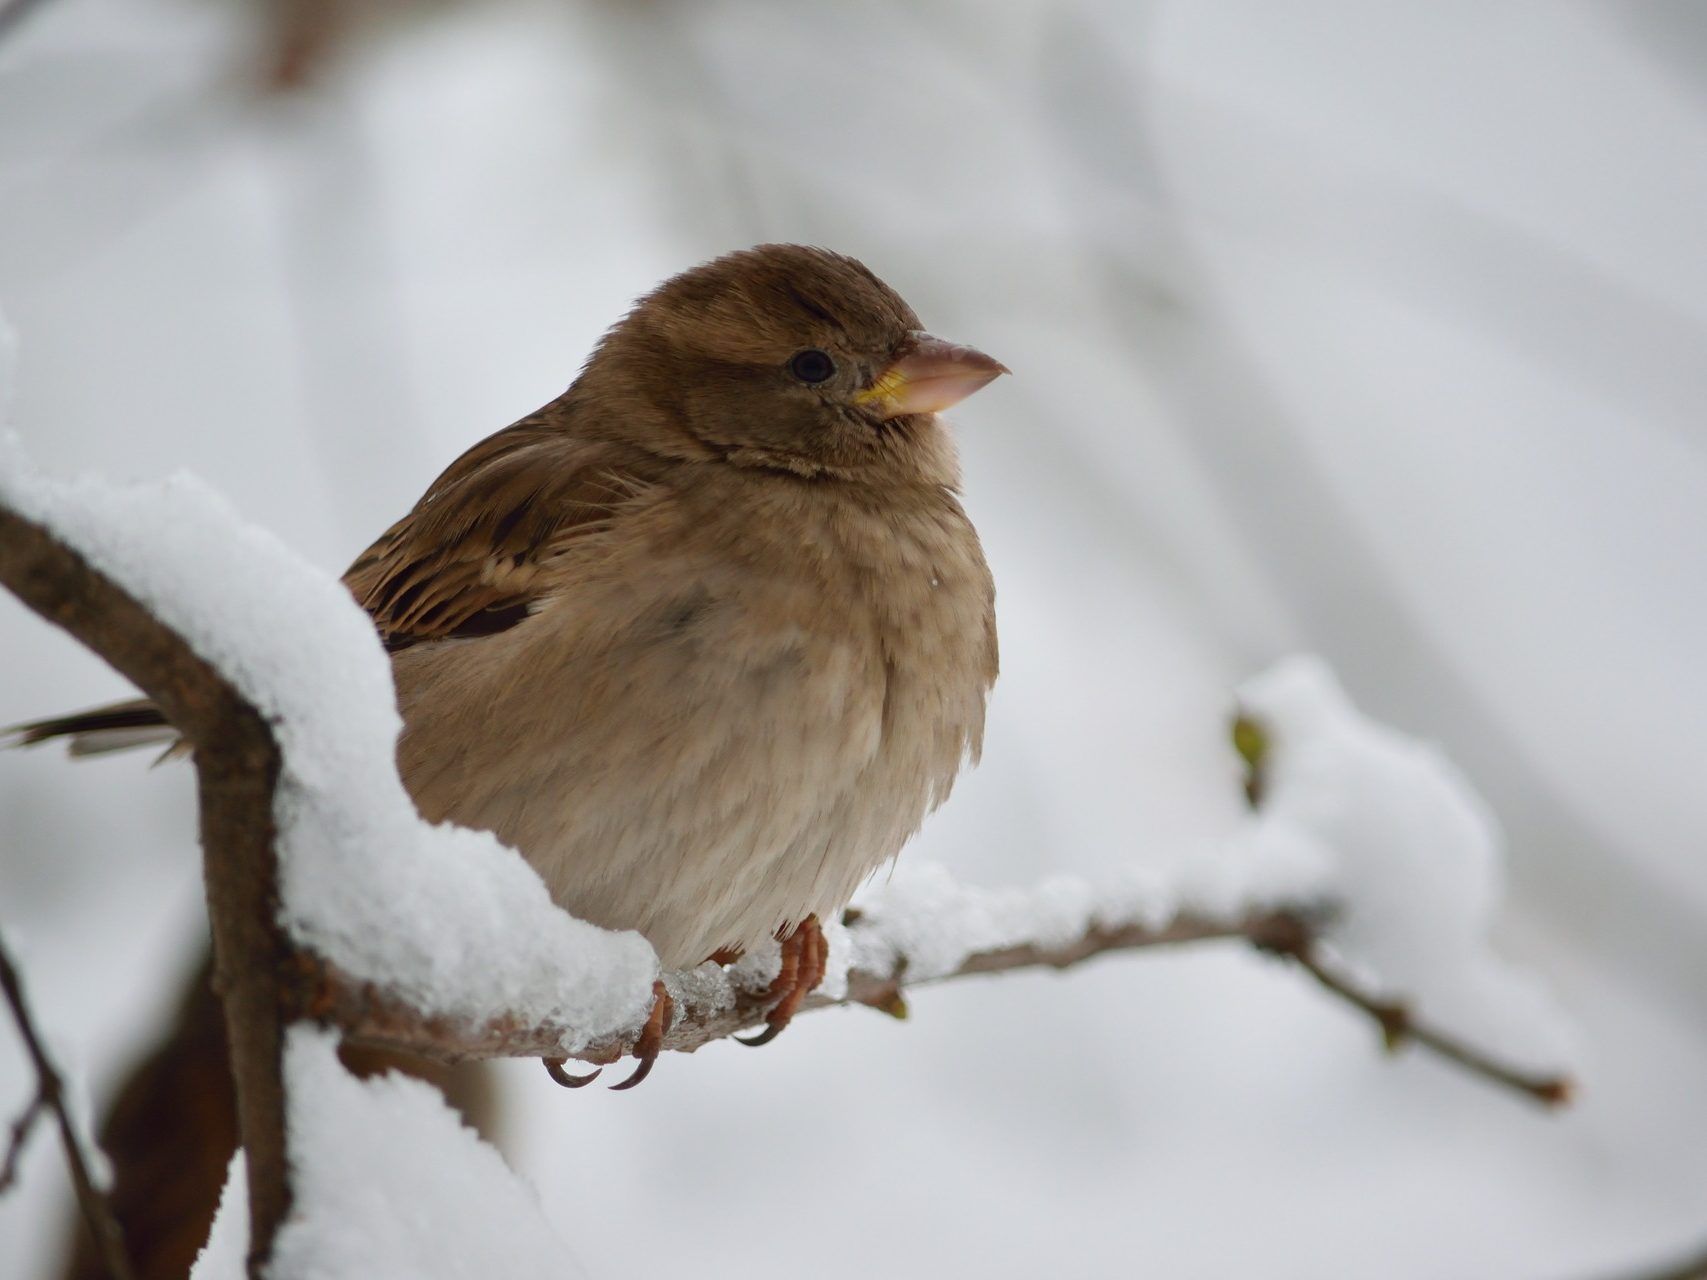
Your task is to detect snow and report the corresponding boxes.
[0,437,657,1054]
[841,841,1325,995]
[190,1029,579,1279]
[188,1153,247,1280]
[1236,656,1572,1070]
[832,656,1570,1074]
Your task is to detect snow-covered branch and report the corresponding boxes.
[0,500,298,1272]
[304,888,1569,1106]
[0,445,1576,1274]
[296,901,1314,1066]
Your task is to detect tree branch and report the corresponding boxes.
[287,906,1315,1066]
[0,489,1572,1279]
[0,930,136,1280]
[1253,924,1572,1106]
[0,1091,47,1193]
[0,508,292,1277]
[295,901,1571,1107]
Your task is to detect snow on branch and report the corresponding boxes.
[303,890,1570,1106]
[287,896,1320,1066]
[0,439,1575,1273]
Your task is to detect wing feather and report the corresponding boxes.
[342,422,659,652]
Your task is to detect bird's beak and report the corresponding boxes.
[853,331,1009,419]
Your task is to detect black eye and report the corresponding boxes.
[789,349,835,384]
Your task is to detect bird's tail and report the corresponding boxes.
[3,698,178,757]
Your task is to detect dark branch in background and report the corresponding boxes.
[264,0,340,88]
[1605,1238,1707,1280]
[0,495,1573,1276]
[0,1092,46,1192]
[0,931,136,1280]
[0,0,50,45]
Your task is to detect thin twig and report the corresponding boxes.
[0,930,136,1280]
[1252,924,1572,1107]
[0,1091,47,1192]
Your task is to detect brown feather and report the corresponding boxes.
[342,423,666,652]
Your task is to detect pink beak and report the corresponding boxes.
[855,331,1009,419]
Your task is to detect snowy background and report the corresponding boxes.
[3,1,1706,1276]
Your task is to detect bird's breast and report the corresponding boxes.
[393,475,995,967]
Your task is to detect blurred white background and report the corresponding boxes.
[3,1,1706,1276]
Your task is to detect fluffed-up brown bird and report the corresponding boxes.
[15,244,1006,1087]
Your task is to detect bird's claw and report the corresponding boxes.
[734,1022,784,1049]
[610,979,674,1091]
[737,915,827,1048]
[542,1057,601,1088]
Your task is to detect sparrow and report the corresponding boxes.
[13,244,1006,1087]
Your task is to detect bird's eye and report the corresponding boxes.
[789,349,836,384]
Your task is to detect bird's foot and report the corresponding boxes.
[737,914,827,1048]
[540,977,674,1092]
[610,979,674,1091]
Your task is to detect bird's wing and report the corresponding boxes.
[342,422,659,652]
[8,422,659,752]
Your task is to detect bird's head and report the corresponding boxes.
[568,244,1007,486]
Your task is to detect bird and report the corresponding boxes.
[11,244,1006,1088]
